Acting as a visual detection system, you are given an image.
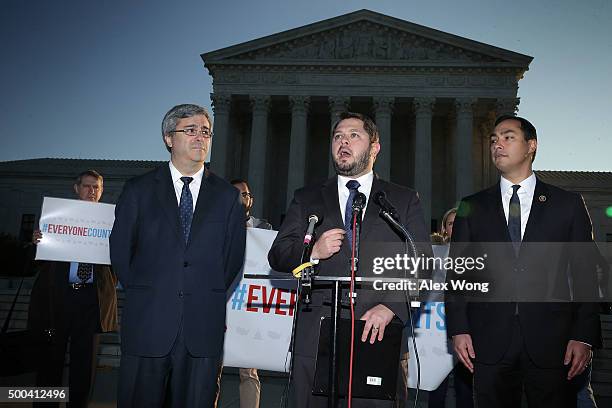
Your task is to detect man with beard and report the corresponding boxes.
[268,112,430,407]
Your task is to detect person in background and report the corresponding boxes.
[428,207,473,408]
[28,170,118,408]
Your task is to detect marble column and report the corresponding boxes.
[413,97,435,226]
[210,93,231,179]
[248,95,270,218]
[373,96,394,180]
[454,97,476,201]
[328,96,350,177]
[286,96,310,208]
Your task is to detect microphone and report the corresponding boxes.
[374,191,398,221]
[300,213,322,305]
[352,192,367,212]
[373,190,421,308]
[303,214,321,246]
[301,213,322,263]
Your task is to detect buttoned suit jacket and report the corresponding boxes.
[268,175,431,358]
[109,165,246,358]
[445,178,602,367]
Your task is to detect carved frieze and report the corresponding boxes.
[230,22,506,64]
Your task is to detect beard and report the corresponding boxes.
[333,145,371,177]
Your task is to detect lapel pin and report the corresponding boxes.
[539,195,547,202]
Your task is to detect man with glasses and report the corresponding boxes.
[231,179,272,230]
[110,104,246,407]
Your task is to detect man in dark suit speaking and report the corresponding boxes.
[268,112,430,407]
[446,115,601,407]
[110,104,246,407]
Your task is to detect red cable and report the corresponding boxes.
[348,211,357,408]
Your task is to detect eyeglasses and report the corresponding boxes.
[171,128,213,138]
[240,192,253,198]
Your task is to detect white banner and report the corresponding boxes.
[224,234,454,389]
[223,228,297,372]
[35,197,115,265]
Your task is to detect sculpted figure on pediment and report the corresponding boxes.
[337,31,355,59]
[372,33,389,59]
[318,36,336,59]
[227,23,502,63]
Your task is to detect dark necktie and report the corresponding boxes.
[179,176,194,244]
[508,184,521,254]
[77,262,93,283]
[344,180,361,248]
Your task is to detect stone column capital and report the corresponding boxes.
[210,93,232,113]
[413,97,436,116]
[289,95,310,114]
[495,97,520,117]
[373,96,395,115]
[250,95,271,113]
[328,96,350,113]
[455,97,477,116]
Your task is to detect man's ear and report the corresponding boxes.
[164,134,173,149]
[73,184,79,195]
[528,139,537,154]
[371,142,381,158]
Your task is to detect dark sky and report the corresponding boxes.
[1,0,610,171]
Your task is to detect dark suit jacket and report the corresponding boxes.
[268,175,431,358]
[445,178,602,367]
[109,165,246,358]
[28,261,118,333]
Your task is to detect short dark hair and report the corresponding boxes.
[494,114,537,161]
[230,178,248,186]
[75,170,103,185]
[331,112,379,143]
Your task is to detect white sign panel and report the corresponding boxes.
[223,228,297,372]
[35,197,115,265]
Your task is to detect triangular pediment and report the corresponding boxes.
[203,10,532,68]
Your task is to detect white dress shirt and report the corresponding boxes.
[168,161,204,212]
[500,172,536,240]
[337,171,374,222]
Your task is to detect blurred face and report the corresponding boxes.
[74,175,103,202]
[233,182,253,215]
[444,212,456,239]
[331,118,380,178]
[490,119,536,176]
[164,114,211,166]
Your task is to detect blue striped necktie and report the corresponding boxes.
[179,177,194,243]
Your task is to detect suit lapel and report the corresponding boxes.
[320,177,351,257]
[360,175,382,242]
[321,177,344,229]
[522,178,548,243]
[155,165,183,244]
[189,170,215,246]
[487,183,512,243]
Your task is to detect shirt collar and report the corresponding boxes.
[337,171,374,192]
[500,171,536,196]
[168,161,204,184]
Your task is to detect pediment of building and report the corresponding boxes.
[203,10,532,68]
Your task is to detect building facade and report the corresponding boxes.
[201,9,533,228]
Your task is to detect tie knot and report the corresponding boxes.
[346,180,360,191]
[181,176,193,186]
[512,184,521,194]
